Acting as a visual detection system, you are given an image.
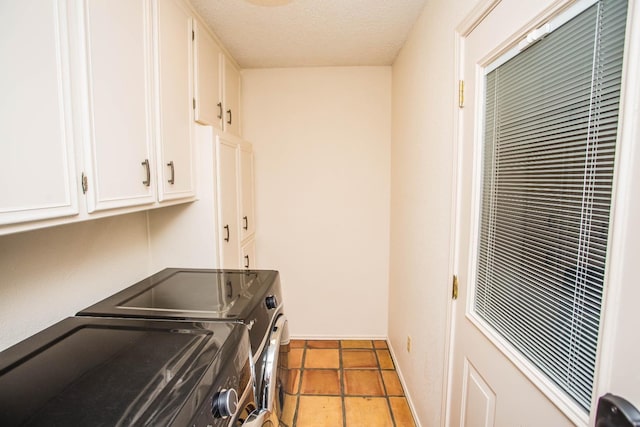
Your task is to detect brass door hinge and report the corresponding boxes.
[452,274,459,300]
[458,80,464,108]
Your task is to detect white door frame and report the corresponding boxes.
[442,0,640,425]
[441,1,503,425]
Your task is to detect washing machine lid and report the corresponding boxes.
[77,268,279,321]
[0,317,243,426]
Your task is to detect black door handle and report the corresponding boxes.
[596,394,640,427]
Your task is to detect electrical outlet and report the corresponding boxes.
[406,336,411,353]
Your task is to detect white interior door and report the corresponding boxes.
[446,0,635,425]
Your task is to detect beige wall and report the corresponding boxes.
[148,124,220,271]
[241,67,391,339]
[389,0,476,425]
[0,213,151,351]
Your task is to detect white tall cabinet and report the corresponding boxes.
[0,0,79,225]
[191,15,252,269]
[216,135,256,269]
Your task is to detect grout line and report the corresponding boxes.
[290,340,306,427]
[339,340,347,427]
[372,340,399,427]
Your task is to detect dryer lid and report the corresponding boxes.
[78,268,280,321]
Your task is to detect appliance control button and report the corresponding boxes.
[212,388,238,419]
[265,295,278,310]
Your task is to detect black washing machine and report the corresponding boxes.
[0,317,260,426]
[77,268,291,425]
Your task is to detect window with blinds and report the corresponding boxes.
[474,0,627,411]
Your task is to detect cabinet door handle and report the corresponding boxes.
[142,159,151,186]
[217,102,223,119]
[243,216,248,230]
[226,109,232,125]
[225,280,233,298]
[167,161,175,184]
[244,254,250,269]
[224,225,230,242]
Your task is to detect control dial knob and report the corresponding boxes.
[212,388,238,419]
[265,295,278,310]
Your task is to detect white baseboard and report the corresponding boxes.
[290,334,388,341]
[387,340,423,427]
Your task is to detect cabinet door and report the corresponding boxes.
[193,20,222,128]
[216,138,240,269]
[239,143,255,241]
[0,0,78,225]
[156,0,195,201]
[223,56,241,135]
[241,239,256,270]
[81,0,156,212]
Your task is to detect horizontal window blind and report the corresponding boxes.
[475,0,627,411]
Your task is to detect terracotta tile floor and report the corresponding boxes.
[282,339,416,427]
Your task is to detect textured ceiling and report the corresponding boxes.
[189,0,428,68]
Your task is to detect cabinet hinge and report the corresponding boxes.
[81,172,88,194]
[192,30,195,41]
[193,98,196,110]
[458,80,464,108]
[452,274,459,300]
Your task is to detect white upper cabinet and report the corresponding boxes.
[79,0,156,212]
[155,0,196,201]
[0,0,79,225]
[193,23,241,136]
[0,0,247,236]
[223,56,241,135]
[193,20,222,128]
